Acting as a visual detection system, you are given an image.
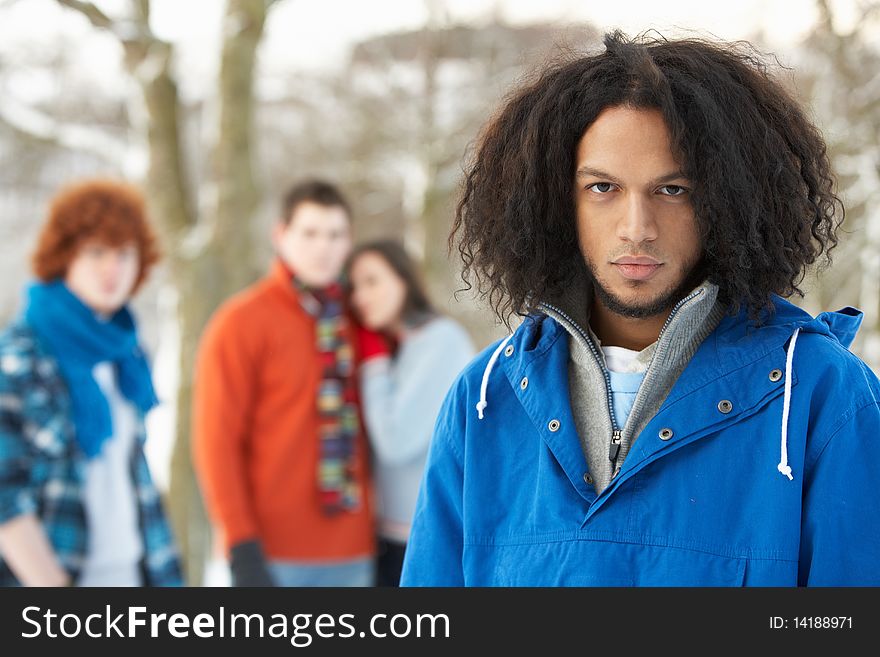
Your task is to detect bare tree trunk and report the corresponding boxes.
[166,0,270,585]
[417,0,455,308]
[134,43,208,585]
[214,0,267,288]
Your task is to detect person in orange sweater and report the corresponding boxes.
[192,180,375,587]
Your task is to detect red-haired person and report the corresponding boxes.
[0,179,182,587]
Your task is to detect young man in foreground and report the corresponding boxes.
[401,32,880,586]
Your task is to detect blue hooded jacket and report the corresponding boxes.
[399,297,880,586]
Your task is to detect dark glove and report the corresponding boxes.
[229,539,275,587]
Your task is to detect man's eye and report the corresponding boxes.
[658,185,688,196]
[586,182,615,194]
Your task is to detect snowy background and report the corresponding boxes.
[1,0,877,584]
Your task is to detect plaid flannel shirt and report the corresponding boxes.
[0,320,182,586]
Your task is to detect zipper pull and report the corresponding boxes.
[608,429,622,462]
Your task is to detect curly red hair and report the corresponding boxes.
[31,179,161,294]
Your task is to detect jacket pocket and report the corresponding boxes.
[464,538,747,586]
[630,543,747,586]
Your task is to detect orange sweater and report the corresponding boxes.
[192,260,374,560]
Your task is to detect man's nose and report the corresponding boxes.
[616,194,658,244]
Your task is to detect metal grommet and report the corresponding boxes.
[659,427,674,441]
[548,419,561,432]
[583,472,593,485]
[520,376,529,390]
[717,399,733,414]
[769,369,783,382]
[504,345,514,357]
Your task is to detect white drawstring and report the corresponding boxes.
[476,334,514,420]
[475,325,804,477]
[778,327,800,481]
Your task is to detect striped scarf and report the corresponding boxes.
[292,275,361,515]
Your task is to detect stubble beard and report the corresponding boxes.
[587,255,708,320]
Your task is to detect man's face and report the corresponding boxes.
[273,201,352,288]
[574,105,703,319]
[64,239,140,316]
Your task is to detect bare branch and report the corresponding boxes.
[132,0,150,27]
[857,1,880,27]
[55,0,156,46]
[0,98,129,168]
[55,0,114,31]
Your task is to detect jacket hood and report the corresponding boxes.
[713,295,863,357]
[776,300,862,348]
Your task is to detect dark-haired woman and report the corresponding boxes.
[0,179,181,587]
[347,241,474,586]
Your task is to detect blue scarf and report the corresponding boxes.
[24,281,159,459]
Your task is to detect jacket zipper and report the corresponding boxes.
[538,301,621,471]
[539,287,704,475]
[609,429,622,461]
[654,288,704,349]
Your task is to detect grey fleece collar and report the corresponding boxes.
[540,278,726,494]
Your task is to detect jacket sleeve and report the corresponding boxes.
[399,377,467,586]
[191,308,261,552]
[798,399,880,586]
[359,324,474,467]
[0,350,38,526]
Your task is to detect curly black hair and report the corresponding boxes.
[451,30,844,326]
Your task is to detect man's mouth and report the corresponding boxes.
[611,256,663,281]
